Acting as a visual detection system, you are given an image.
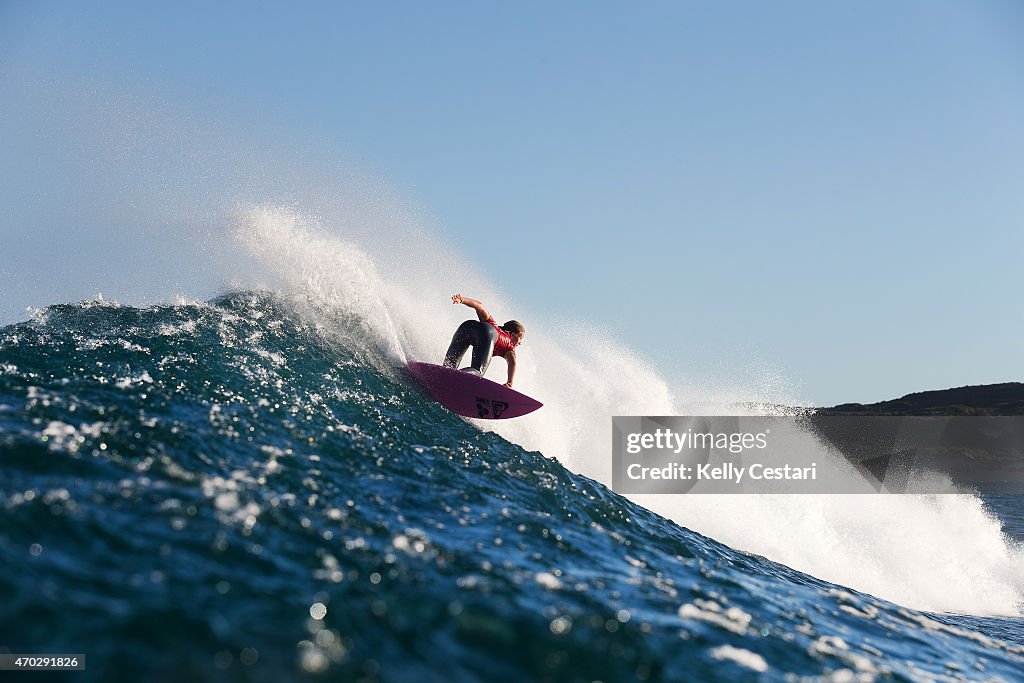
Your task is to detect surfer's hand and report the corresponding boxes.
[452,294,463,305]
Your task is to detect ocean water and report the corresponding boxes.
[2,288,1023,683]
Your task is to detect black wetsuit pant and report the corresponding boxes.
[444,320,498,375]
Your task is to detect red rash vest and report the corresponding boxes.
[486,317,517,359]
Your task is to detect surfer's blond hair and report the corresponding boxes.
[502,320,525,336]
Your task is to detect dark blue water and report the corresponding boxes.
[1,292,1023,682]
[984,494,1024,543]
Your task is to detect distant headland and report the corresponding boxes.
[820,382,1024,416]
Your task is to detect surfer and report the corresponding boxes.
[444,294,525,387]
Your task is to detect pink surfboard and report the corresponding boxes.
[406,361,543,419]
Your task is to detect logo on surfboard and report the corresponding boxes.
[476,397,510,419]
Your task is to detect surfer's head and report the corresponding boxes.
[502,320,525,346]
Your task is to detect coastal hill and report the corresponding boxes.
[820,382,1024,416]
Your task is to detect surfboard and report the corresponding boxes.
[406,361,543,419]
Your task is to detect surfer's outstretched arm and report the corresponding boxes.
[452,294,491,322]
[504,354,516,388]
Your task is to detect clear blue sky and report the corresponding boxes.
[1,1,1022,405]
